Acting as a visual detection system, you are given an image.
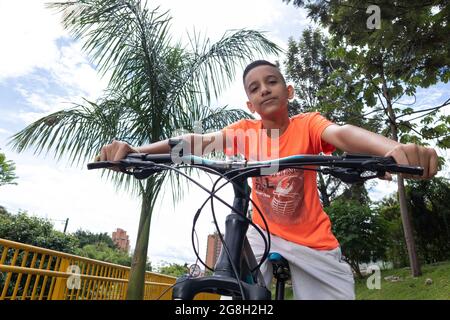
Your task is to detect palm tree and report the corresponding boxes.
[8,0,281,299]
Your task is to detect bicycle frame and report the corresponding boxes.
[172,174,271,300]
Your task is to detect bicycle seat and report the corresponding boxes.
[268,252,288,265]
[268,252,290,280]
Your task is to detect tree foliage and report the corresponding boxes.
[283,0,450,148]
[0,150,18,187]
[157,262,189,278]
[75,242,133,267]
[0,210,79,253]
[325,199,389,278]
[375,196,409,268]
[376,177,450,267]
[73,229,116,249]
[284,27,383,206]
[406,177,450,263]
[283,0,450,277]
[0,208,141,267]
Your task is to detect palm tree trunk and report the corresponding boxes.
[381,78,422,277]
[126,179,155,300]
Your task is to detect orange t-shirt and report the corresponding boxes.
[222,112,339,250]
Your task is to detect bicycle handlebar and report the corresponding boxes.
[87,152,423,183]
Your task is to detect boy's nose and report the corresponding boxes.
[261,85,271,96]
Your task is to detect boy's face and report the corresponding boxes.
[244,65,294,119]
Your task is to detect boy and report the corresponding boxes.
[98,60,438,299]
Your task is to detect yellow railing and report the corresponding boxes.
[0,238,218,300]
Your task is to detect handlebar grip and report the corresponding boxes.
[383,156,424,175]
[87,161,120,170]
[389,164,424,175]
[126,153,173,163]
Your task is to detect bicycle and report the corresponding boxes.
[87,139,423,300]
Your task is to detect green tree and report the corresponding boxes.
[8,0,281,299]
[75,242,133,267]
[376,196,409,268]
[284,27,383,207]
[158,262,189,278]
[0,206,8,216]
[406,177,450,263]
[0,150,18,187]
[73,229,116,249]
[284,0,450,277]
[325,199,389,278]
[0,210,79,253]
[376,177,450,267]
[0,209,78,298]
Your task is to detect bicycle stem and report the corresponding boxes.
[213,175,251,279]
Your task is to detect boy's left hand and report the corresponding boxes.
[383,143,439,180]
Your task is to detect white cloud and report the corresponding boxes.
[147,171,233,264]
[0,1,108,126]
[160,0,284,42]
[367,179,398,202]
[0,128,11,135]
[0,0,66,80]
[47,42,108,99]
[159,0,310,63]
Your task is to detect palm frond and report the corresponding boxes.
[13,1,281,210]
[175,29,283,107]
[47,0,173,95]
[8,103,117,164]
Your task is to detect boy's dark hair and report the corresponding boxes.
[243,60,279,83]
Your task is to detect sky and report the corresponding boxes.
[0,0,449,269]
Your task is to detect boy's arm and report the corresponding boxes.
[321,124,438,179]
[97,131,225,162]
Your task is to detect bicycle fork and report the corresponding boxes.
[171,176,271,300]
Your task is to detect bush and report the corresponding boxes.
[326,199,389,278]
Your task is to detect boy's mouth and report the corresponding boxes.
[261,97,277,105]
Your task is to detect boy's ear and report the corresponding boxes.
[246,101,255,113]
[287,85,295,100]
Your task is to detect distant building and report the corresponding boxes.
[112,228,130,252]
[205,232,223,268]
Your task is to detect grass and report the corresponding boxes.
[270,261,450,300]
[271,282,294,300]
[355,260,450,300]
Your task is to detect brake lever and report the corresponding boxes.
[116,158,166,179]
[131,167,165,179]
[359,157,423,176]
[87,158,165,179]
[322,167,384,183]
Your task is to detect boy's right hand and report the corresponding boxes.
[95,140,139,162]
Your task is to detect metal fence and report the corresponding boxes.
[0,238,218,300]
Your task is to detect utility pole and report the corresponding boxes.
[63,218,69,233]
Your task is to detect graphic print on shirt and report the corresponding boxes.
[254,169,305,225]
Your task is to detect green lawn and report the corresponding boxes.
[270,261,450,300]
[355,260,450,300]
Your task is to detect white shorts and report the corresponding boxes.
[247,226,355,300]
